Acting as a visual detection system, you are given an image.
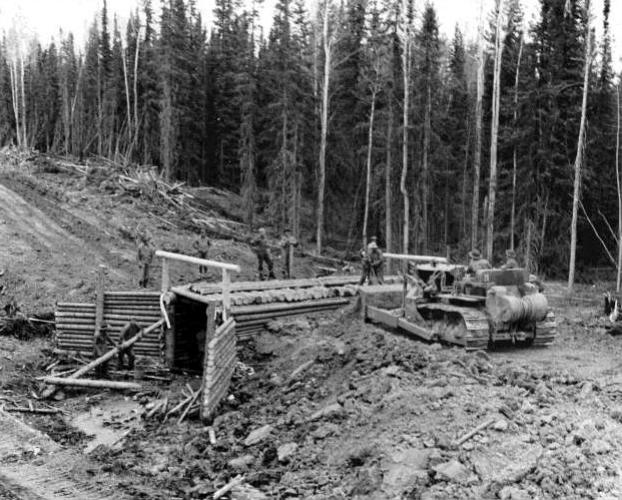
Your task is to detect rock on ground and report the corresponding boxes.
[244,425,273,446]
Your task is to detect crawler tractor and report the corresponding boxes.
[363,256,556,350]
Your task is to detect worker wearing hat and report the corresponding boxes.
[467,249,491,275]
[359,236,384,285]
[501,248,519,269]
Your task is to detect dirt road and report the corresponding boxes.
[0,180,132,309]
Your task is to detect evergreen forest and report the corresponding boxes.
[0,0,619,280]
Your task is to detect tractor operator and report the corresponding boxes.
[467,249,491,275]
[501,248,519,269]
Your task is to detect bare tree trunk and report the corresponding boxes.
[400,0,412,255]
[422,83,431,253]
[363,90,377,247]
[471,0,485,250]
[161,75,173,181]
[9,61,21,148]
[616,84,622,292]
[316,0,333,255]
[385,98,393,255]
[525,217,533,271]
[460,116,471,241]
[568,2,591,292]
[121,43,132,152]
[19,56,27,149]
[510,34,523,251]
[486,0,504,261]
[133,28,141,142]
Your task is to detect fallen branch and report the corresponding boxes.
[287,359,315,383]
[213,475,243,500]
[5,406,60,415]
[39,377,142,391]
[70,318,164,379]
[452,418,495,447]
[178,385,203,424]
[27,317,55,325]
[165,394,193,420]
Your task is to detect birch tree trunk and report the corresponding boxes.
[385,98,393,254]
[422,83,431,253]
[485,0,504,261]
[9,61,21,148]
[616,84,621,292]
[121,44,132,150]
[471,1,485,250]
[568,2,592,292]
[20,56,27,149]
[363,90,377,247]
[510,34,523,251]
[316,0,333,255]
[133,28,141,140]
[461,117,471,241]
[399,0,413,255]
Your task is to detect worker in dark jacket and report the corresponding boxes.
[359,237,384,285]
[93,323,114,379]
[368,237,385,284]
[137,231,155,288]
[118,320,140,370]
[251,228,275,280]
[193,228,212,276]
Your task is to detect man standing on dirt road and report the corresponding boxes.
[193,228,212,277]
[137,231,155,288]
[251,228,276,280]
[117,320,139,370]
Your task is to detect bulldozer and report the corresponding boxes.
[363,255,556,351]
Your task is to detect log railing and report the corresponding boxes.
[155,250,241,318]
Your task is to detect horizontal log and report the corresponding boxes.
[104,291,162,297]
[39,377,142,390]
[384,253,448,264]
[206,369,235,401]
[155,250,240,272]
[57,312,161,321]
[184,275,367,295]
[232,298,348,316]
[234,305,345,322]
[57,303,95,309]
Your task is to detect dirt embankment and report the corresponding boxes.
[80,301,622,500]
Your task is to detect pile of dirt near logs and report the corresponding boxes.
[83,310,622,499]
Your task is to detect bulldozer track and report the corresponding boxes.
[0,411,126,500]
[534,311,557,347]
[0,465,122,500]
[417,303,490,351]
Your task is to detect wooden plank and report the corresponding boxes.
[366,306,400,328]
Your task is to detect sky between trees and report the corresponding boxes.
[1,0,621,67]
